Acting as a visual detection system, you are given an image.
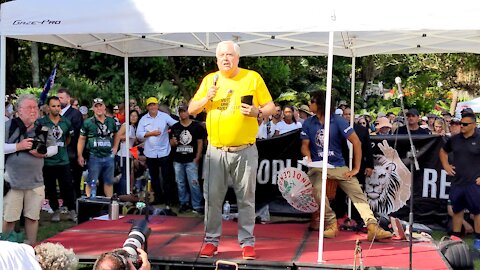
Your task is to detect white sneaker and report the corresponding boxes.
[51,210,61,222]
[68,210,77,223]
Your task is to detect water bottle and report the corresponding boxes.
[109,194,119,220]
[222,200,231,220]
[90,179,97,199]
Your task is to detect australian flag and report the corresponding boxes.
[38,65,57,107]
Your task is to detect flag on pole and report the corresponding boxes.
[38,65,57,107]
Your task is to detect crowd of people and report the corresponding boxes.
[2,39,480,268]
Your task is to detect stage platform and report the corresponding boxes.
[43,215,450,269]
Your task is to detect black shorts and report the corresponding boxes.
[450,183,480,215]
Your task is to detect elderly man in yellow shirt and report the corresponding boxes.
[189,40,275,260]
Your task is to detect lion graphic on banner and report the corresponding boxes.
[365,140,411,215]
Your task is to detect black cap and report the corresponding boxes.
[178,104,188,112]
[406,108,419,116]
[461,108,474,115]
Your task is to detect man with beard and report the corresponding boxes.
[3,94,58,245]
[38,96,76,222]
[57,89,83,198]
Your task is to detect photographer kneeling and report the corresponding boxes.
[2,94,58,245]
[93,247,150,270]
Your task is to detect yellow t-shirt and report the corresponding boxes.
[192,68,272,147]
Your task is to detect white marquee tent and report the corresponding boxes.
[2,0,480,263]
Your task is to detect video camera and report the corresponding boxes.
[122,220,151,269]
[31,124,49,154]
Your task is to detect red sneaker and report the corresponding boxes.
[242,246,256,260]
[200,243,218,258]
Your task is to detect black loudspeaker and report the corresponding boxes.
[76,197,126,224]
[438,237,473,269]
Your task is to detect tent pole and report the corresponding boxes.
[318,30,335,263]
[0,35,6,233]
[347,56,356,219]
[124,56,130,195]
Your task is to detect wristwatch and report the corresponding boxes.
[257,108,263,118]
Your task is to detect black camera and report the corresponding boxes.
[123,220,151,268]
[31,124,49,154]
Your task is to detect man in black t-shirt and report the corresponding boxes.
[440,112,480,248]
[170,105,206,214]
[397,108,430,135]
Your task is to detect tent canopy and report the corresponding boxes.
[456,97,480,117]
[2,0,480,57]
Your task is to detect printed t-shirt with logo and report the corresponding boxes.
[192,68,272,147]
[80,116,118,158]
[300,114,354,167]
[37,115,73,166]
[170,120,206,163]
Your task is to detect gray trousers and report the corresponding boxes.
[203,144,258,247]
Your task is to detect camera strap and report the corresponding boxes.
[5,118,28,161]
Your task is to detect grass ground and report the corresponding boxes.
[32,209,480,269]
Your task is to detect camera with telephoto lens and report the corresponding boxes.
[31,124,49,155]
[122,220,151,268]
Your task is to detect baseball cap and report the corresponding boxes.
[113,105,119,110]
[178,104,188,112]
[421,116,428,121]
[79,106,88,115]
[338,100,347,106]
[146,97,159,105]
[461,107,474,115]
[298,104,314,116]
[405,108,419,116]
[92,98,104,106]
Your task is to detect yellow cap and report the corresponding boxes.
[146,97,158,105]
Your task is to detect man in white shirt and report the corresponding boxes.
[257,103,282,139]
[136,97,178,206]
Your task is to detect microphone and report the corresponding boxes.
[395,77,404,98]
[210,74,219,101]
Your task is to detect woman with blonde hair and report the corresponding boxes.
[432,118,447,136]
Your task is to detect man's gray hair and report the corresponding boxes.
[16,94,37,110]
[216,41,241,57]
[34,242,78,270]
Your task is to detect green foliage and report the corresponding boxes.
[8,40,480,116]
[15,87,43,96]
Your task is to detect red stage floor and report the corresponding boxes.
[44,215,450,269]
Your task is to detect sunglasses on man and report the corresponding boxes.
[460,122,474,127]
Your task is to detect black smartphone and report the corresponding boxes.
[241,95,253,105]
[215,260,238,270]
